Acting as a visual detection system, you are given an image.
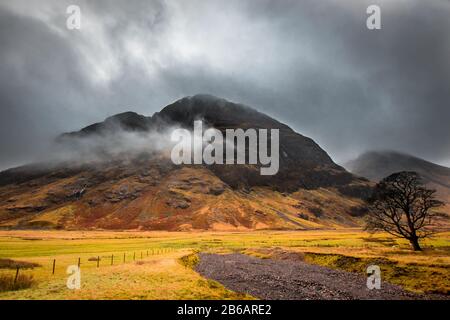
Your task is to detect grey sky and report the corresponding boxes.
[0,0,449,170]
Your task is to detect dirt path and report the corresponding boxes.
[195,253,444,300]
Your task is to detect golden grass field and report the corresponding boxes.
[0,229,448,299]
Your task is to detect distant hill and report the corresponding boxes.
[346,151,450,214]
[0,95,371,231]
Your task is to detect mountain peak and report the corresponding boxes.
[348,150,450,176]
[158,94,285,132]
[0,95,375,230]
[104,111,144,122]
[103,111,149,130]
[347,150,450,184]
[61,111,150,138]
[52,95,372,193]
[188,94,226,103]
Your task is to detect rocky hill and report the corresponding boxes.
[0,95,371,230]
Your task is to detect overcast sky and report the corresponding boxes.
[0,0,449,170]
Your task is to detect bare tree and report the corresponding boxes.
[365,171,443,251]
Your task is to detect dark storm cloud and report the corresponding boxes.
[0,0,449,170]
[0,6,88,168]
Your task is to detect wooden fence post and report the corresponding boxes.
[97,256,100,268]
[14,267,19,284]
[111,254,114,266]
[52,259,56,275]
[78,257,81,268]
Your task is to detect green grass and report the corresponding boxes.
[303,252,449,295]
[0,274,35,292]
[179,252,200,269]
[0,229,448,299]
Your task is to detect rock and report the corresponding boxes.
[208,185,225,195]
[165,198,190,209]
[297,213,309,220]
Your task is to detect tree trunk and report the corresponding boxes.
[410,236,422,251]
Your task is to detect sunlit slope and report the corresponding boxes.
[0,165,366,230]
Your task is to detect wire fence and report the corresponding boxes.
[3,247,184,280]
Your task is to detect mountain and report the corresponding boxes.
[346,150,450,213]
[0,95,371,231]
